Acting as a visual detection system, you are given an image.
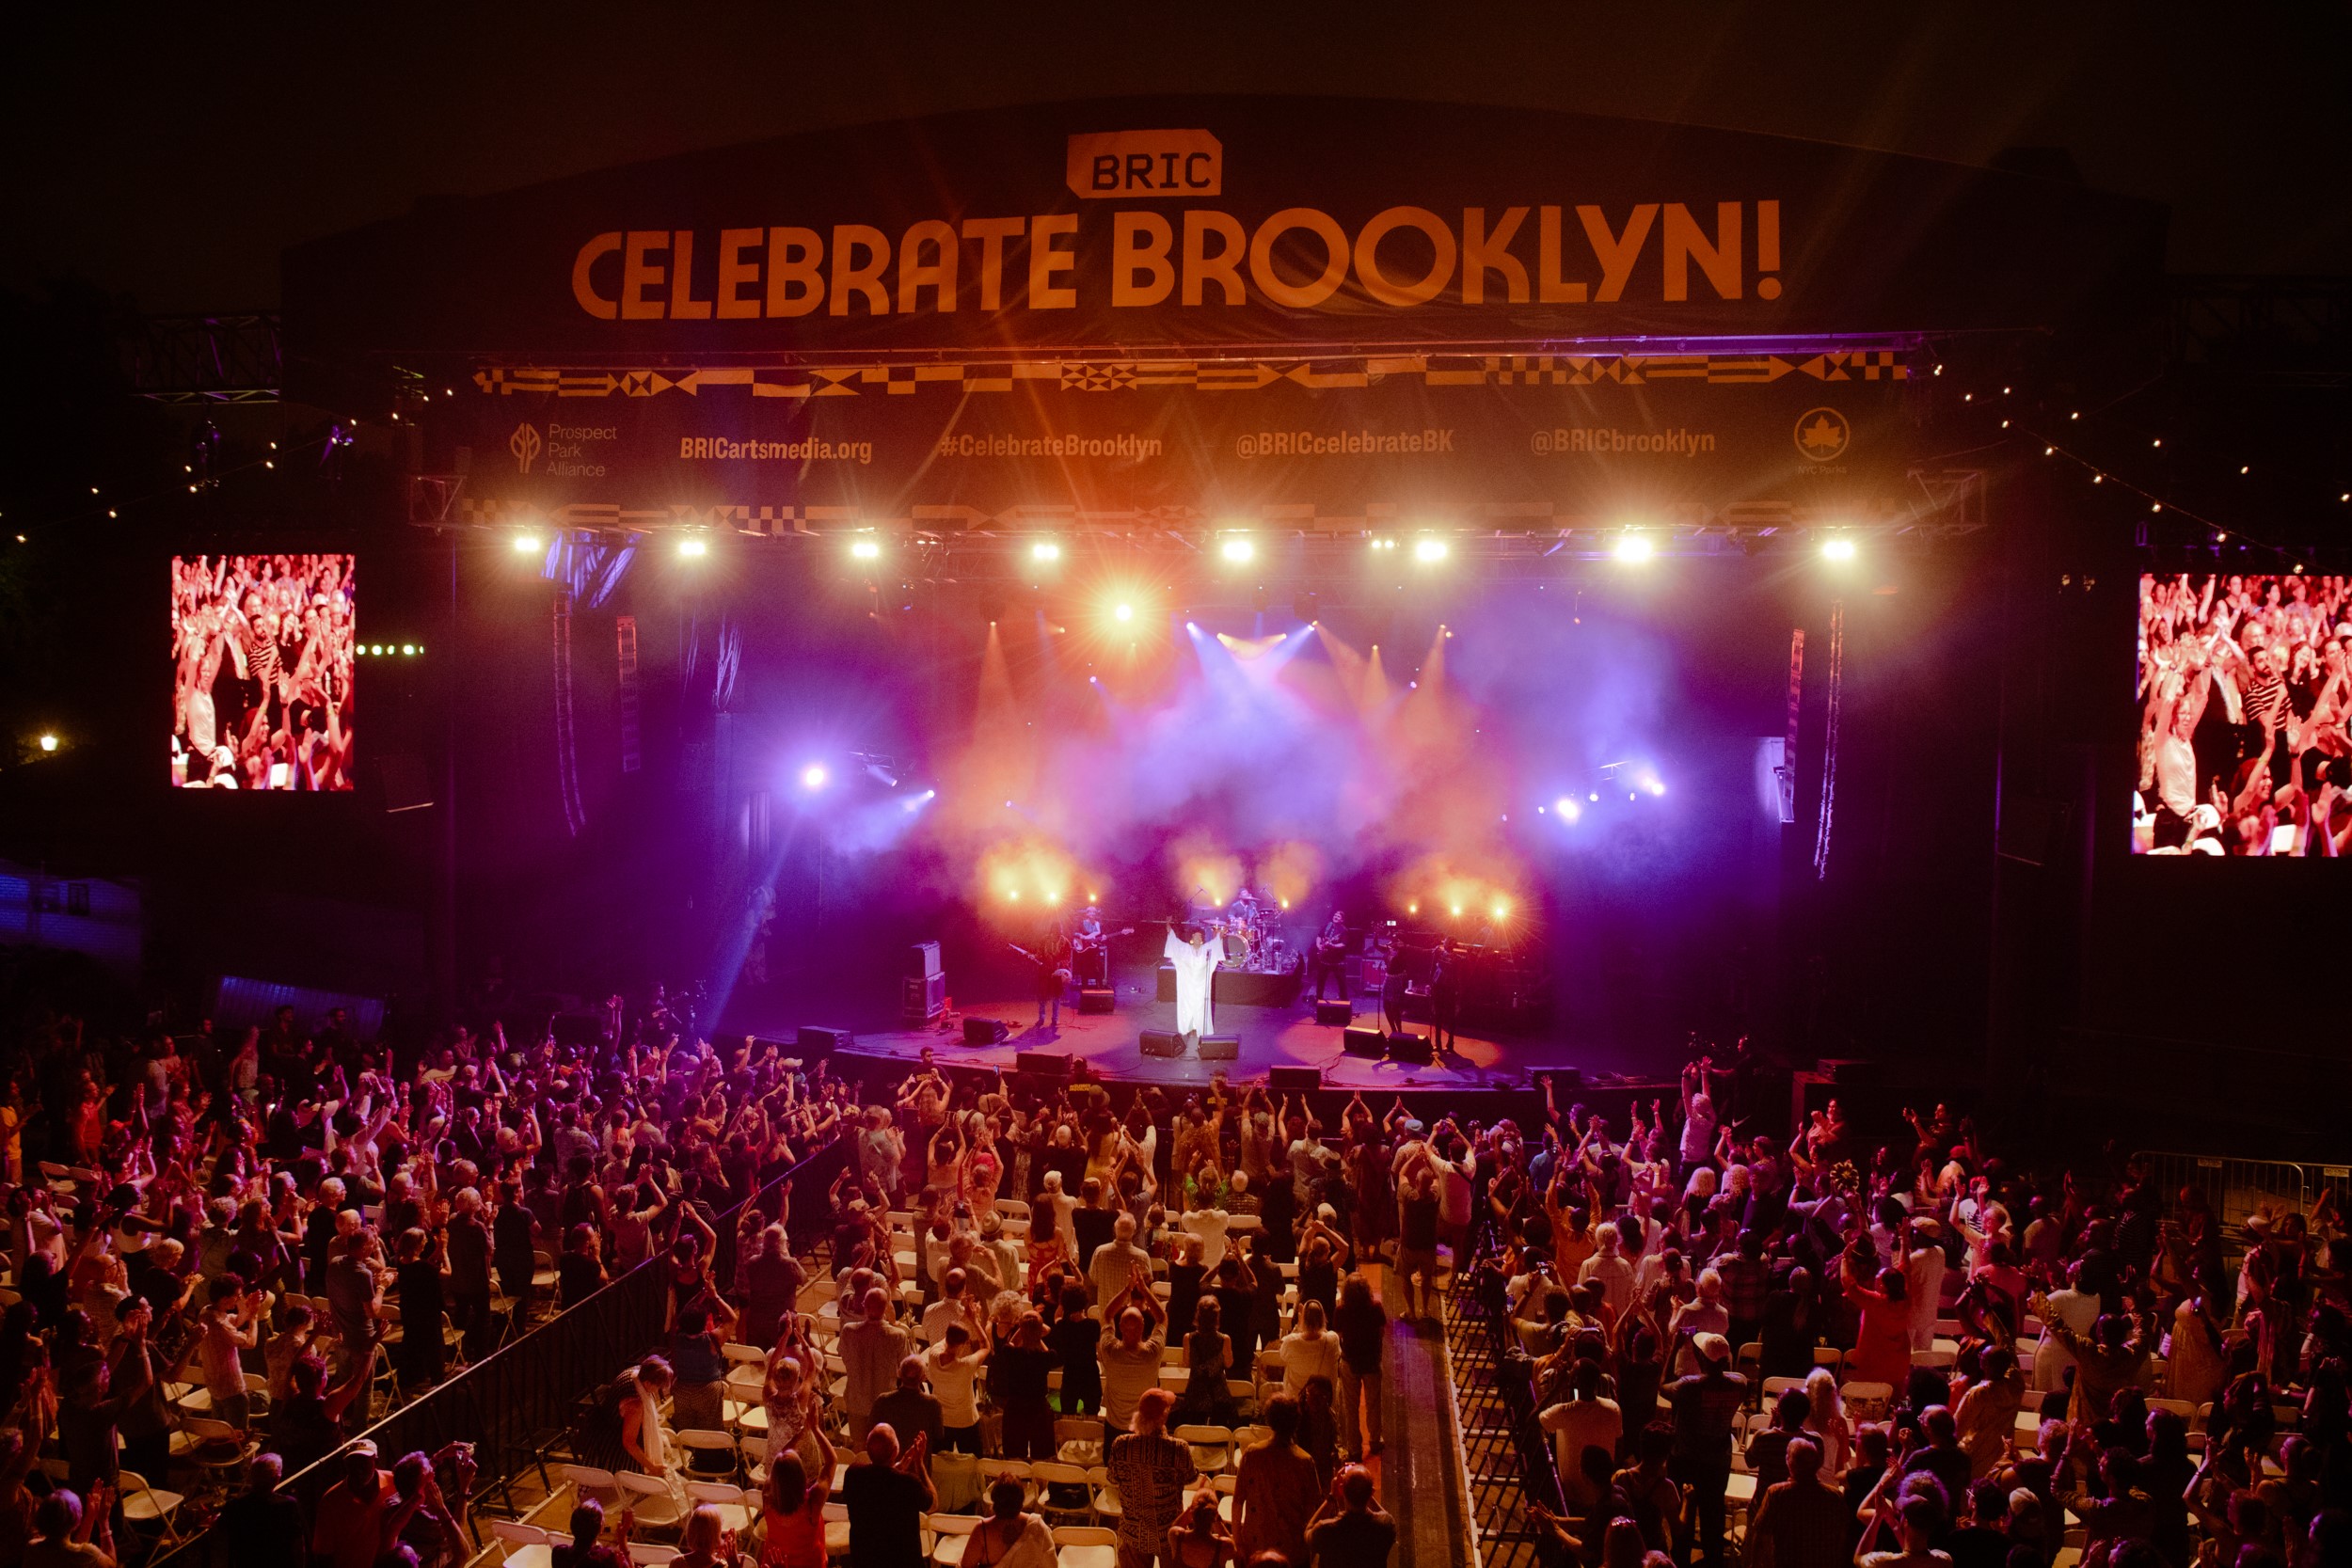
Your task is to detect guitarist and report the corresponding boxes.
[1309,910,1350,1001]
[1010,928,1074,1032]
[1072,906,1110,987]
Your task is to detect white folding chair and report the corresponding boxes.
[1172,1424,1233,1476]
[614,1469,691,1532]
[928,1512,980,1566]
[682,1479,756,1534]
[490,1520,555,1568]
[675,1427,739,1480]
[627,1546,682,1566]
[118,1469,187,1546]
[1053,1525,1119,1568]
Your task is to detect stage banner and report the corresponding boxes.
[454,348,1915,529]
[286,96,2162,380]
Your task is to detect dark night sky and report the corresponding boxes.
[4,3,2345,314]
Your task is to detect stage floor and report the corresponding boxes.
[759,959,1665,1095]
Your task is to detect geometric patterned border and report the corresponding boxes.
[471,350,1909,401]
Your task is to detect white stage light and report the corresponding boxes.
[850,538,882,560]
[1821,537,1857,562]
[801,763,828,791]
[1032,540,1062,562]
[1613,533,1654,563]
[1114,602,1134,622]
[1220,537,1255,563]
[1414,538,1449,562]
[511,533,542,554]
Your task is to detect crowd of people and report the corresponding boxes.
[0,995,1433,1568]
[2136,572,2352,854]
[1473,1056,2352,1568]
[169,553,357,791]
[0,986,2337,1568]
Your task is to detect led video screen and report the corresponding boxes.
[2137,572,2349,855]
[171,554,355,789]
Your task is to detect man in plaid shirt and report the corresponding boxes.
[1667,1332,1750,1568]
[1747,1436,1853,1568]
[1713,1228,1772,1349]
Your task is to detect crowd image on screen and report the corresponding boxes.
[2137,572,2352,855]
[170,554,356,791]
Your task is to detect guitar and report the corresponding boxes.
[1008,943,1074,983]
[1072,926,1134,956]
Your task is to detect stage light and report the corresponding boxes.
[1031,540,1062,562]
[1007,888,1021,901]
[1114,602,1135,622]
[1646,777,1666,796]
[1821,537,1857,562]
[800,763,828,791]
[1406,901,1419,915]
[1414,537,1449,562]
[38,735,57,752]
[1450,904,1463,917]
[512,533,542,554]
[400,644,415,656]
[849,538,881,561]
[1492,902,1508,919]
[1045,892,1060,905]
[1613,532,1654,563]
[1220,537,1255,563]
[678,536,709,559]
[1554,796,1580,820]
[1589,792,1599,802]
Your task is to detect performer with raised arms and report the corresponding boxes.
[1163,919,1223,1043]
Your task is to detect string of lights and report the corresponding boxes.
[3,420,362,544]
[1936,362,2352,573]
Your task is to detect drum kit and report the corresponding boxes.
[1199,887,1295,974]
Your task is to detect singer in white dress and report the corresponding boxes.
[1164,922,1223,1038]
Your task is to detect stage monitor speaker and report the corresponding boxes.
[901,973,946,1025]
[1388,1031,1433,1064]
[1077,987,1115,1014]
[961,1018,1009,1046]
[1342,1027,1386,1059]
[1268,1066,1322,1092]
[796,1025,852,1056]
[1014,1051,1069,1078]
[1313,999,1353,1026]
[1139,1030,1186,1058]
[1198,1034,1239,1060]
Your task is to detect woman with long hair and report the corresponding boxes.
[755,1421,834,1568]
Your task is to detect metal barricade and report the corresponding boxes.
[2133,1149,2321,1243]
[1442,1210,1567,1568]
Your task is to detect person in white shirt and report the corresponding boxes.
[1180,1204,1234,1274]
[1537,1358,1623,1505]
[1277,1299,1341,1398]
[1041,1171,1079,1259]
[1902,1218,1950,1352]
[926,1323,990,1453]
[1577,1223,1636,1319]
[2031,1262,2099,1393]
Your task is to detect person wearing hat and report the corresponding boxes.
[1664,1330,1748,1568]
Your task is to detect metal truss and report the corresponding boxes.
[120,313,282,404]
